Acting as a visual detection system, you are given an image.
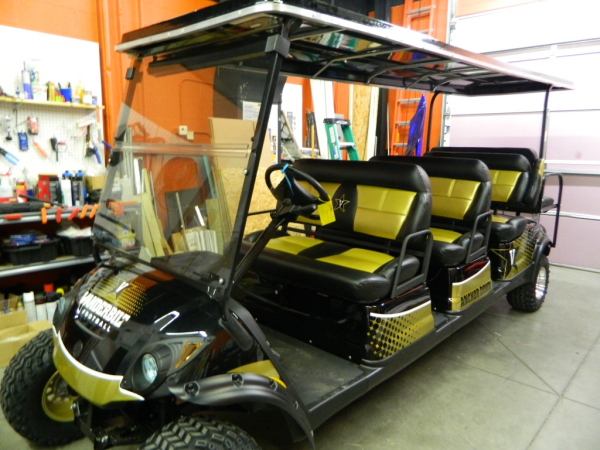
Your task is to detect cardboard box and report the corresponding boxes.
[0,309,26,331]
[2,294,19,314]
[0,320,52,367]
[85,175,106,191]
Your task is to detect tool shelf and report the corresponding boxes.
[0,208,95,225]
[0,254,97,278]
[0,207,97,287]
[0,97,104,110]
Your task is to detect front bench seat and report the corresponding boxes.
[246,236,421,303]
[245,159,432,304]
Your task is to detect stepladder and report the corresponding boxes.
[324,118,359,160]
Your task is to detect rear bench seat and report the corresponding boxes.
[426,151,531,243]
[246,159,432,304]
[429,146,553,213]
[371,156,491,267]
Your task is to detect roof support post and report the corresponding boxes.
[540,85,552,159]
[222,23,291,325]
[374,0,392,156]
[425,91,442,152]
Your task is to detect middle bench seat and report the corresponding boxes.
[425,151,531,243]
[371,156,492,267]
[247,159,432,304]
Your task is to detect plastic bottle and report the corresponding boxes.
[15,177,27,202]
[72,170,86,206]
[22,62,33,100]
[23,291,36,322]
[61,171,73,206]
[47,82,55,102]
[75,80,83,104]
[44,284,57,320]
[35,293,47,321]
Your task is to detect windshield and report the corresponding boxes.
[93,58,275,288]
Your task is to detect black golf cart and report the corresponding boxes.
[1,1,572,449]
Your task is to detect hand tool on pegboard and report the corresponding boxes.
[0,147,19,165]
[50,137,59,161]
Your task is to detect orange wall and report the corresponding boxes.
[0,0,99,42]
[97,0,216,143]
[388,1,449,153]
[457,0,542,16]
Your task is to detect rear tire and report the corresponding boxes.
[0,330,83,446]
[141,415,261,450]
[507,255,549,312]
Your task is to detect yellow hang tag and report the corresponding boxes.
[317,201,336,225]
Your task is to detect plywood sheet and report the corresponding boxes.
[352,85,372,161]
[210,118,277,235]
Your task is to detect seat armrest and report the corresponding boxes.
[539,172,563,247]
[466,211,492,264]
[392,229,433,298]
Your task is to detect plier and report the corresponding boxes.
[0,147,19,165]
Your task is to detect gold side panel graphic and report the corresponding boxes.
[450,262,492,311]
[368,303,434,360]
[508,226,535,278]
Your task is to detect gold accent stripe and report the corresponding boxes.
[297,181,340,202]
[489,170,521,203]
[228,360,286,388]
[266,236,324,255]
[429,177,480,220]
[296,181,342,226]
[52,328,143,406]
[354,185,416,239]
[430,227,461,243]
[492,215,509,223]
[318,248,394,273]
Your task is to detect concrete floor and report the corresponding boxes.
[1,265,600,450]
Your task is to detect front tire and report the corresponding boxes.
[507,254,549,312]
[1,329,83,446]
[141,416,261,450]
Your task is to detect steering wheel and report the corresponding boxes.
[265,163,330,207]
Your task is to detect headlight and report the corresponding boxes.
[131,347,171,392]
[141,354,158,384]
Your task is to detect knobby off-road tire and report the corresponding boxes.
[141,416,261,450]
[0,329,83,446]
[507,255,550,312]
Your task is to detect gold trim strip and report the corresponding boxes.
[52,328,143,406]
[450,262,493,311]
[370,301,431,319]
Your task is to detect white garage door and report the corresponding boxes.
[445,0,600,270]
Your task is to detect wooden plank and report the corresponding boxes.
[352,84,373,161]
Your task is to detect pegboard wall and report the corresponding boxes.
[0,25,105,190]
[0,102,104,184]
